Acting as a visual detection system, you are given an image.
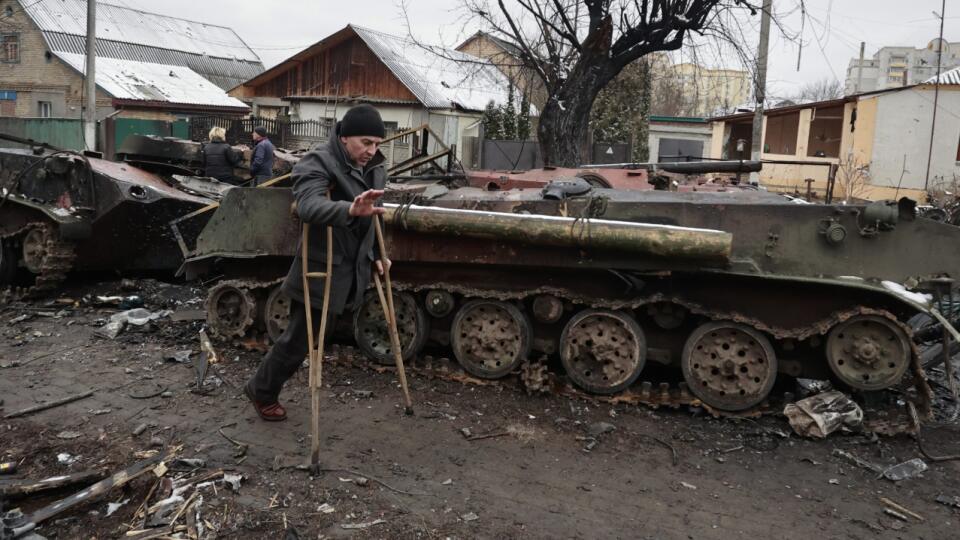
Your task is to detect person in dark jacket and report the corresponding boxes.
[250,126,276,185]
[245,104,389,421]
[202,127,242,184]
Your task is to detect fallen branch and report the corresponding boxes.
[0,470,105,498]
[880,497,924,521]
[640,434,679,466]
[17,449,173,530]
[465,431,511,442]
[319,467,424,496]
[3,390,94,419]
[126,478,162,531]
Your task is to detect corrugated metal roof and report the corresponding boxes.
[41,31,263,90]
[925,67,960,85]
[23,0,260,61]
[55,52,249,109]
[351,25,515,112]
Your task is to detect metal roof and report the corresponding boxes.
[55,52,249,110]
[925,66,960,85]
[21,0,263,90]
[351,25,516,112]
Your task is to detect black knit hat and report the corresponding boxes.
[338,104,385,138]
[253,126,268,137]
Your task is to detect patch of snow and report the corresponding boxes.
[54,53,248,109]
[881,280,932,306]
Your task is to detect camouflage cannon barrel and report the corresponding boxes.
[381,203,732,262]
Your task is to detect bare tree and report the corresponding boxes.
[459,1,759,166]
[792,77,844,104]
[836,150,871,203]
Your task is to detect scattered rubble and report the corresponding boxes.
[883,458,929,482]
[784,391,863,438]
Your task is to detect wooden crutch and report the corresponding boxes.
[300,217,334,475]
[372,214,414,415]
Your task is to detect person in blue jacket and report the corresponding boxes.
[250,126,275,185]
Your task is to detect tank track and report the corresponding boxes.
[204,277,283,338]
[387,280,932,421]
[334,344,918,432]
[1,221,76,299]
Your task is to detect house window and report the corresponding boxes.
[763,112,800,155]
[3,6,12,17]
[383,121,399,136]
[1,33,19,63]
[38,101,52,118]
[806,105,843,158]
[0,90,15,117]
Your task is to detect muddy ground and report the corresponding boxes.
[1,277,959,539]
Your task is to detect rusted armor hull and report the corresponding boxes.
[185,185,960,412]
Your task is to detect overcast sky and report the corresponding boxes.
[116,0,960,98]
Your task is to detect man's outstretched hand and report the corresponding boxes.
[349,189,385,217]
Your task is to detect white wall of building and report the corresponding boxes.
[871,87,960,190]
[648,122,713,161]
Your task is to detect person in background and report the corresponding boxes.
[250,126,276,186]
[202,127,242,185]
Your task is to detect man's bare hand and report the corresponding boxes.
[349,189,385,217]
[374,258,391,276]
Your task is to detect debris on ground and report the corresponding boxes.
[341,518,387,530]
[935,494,960,508]
[163,350,193,364]
[3,390,94,419]
[880,497,924,521]
[784,391,863,438]
[882,458,928,482]
[831,449,884,474]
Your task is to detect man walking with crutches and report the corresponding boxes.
[244,104,389,421]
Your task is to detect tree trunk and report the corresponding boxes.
[538,74,607,167]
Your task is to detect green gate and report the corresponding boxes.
[113,118,190,150]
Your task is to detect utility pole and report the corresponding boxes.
[749,0,772,185]
[924,0,946,191]
[84,0,97,151]
[855,42,865,93]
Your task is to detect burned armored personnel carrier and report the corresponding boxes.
[184,181,960,412]
[0,140,220,295]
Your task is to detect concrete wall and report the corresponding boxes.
[870,86,960,191]
[648,121,712,162]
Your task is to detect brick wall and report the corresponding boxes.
[0,0,110,118]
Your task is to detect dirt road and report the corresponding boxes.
[1,278,958,539]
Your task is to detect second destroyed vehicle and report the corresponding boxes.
[182,180,960,412]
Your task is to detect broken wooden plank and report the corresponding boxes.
[22,449,172,529]
[0,470,105,498]
[3,390,94,419]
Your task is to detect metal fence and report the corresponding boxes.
[0,117,85,151]
[188,116,333,151]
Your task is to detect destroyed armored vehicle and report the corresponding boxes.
[182,180,960,412]
[116,134,301,182]
[0,143,217,295]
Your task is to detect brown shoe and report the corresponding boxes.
[244,383,287,422]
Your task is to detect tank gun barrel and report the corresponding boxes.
[580,160,762,174]
[382,203,732,262]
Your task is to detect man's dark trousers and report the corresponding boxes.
[249,299,338,403]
